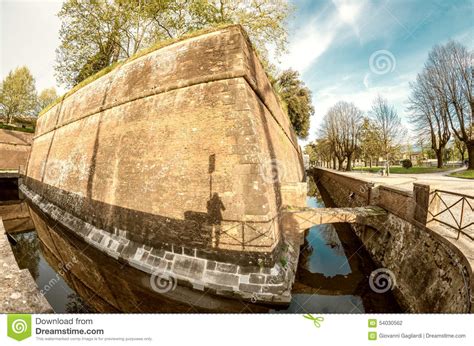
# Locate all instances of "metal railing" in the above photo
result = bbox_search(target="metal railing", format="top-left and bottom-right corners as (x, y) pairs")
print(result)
(427, 189), (474, 240)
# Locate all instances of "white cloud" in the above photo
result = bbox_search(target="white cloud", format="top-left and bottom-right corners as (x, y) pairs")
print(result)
(280, 1), (369, 73)
(298, 74), (414, 147)
(280, 15), (337, 72)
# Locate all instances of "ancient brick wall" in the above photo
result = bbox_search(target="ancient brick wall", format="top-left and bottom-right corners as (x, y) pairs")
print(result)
(25, 25), (305, 267)
(0, 129), (32, 171)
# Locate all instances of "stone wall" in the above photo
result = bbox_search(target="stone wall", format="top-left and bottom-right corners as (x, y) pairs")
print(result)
(23, 25), (305, 303)
(0, 129), (32, 171)
(311, 168), (473, 313)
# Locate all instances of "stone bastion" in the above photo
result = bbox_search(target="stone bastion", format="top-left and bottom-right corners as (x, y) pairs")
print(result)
(22, 25), (307, 304)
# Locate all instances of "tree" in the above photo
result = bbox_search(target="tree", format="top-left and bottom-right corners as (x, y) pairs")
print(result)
(401, 159), (412, 169)
(424, 41), (473, 169)
(358, 118), (380, 167)
(370, 96), (406, 175)
(304, 143), (317, 167)
(320, 101), (363, 171)
(38, 87), (58, 111)
(408, 69), (451, 168)
(56, 0), (292, 87)
(454, 137), (467, 162)
(0, 66), (37, 124)
(275, 69), (314, 138)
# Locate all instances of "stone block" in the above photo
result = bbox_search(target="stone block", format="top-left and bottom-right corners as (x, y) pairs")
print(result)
(249, 273), (266, 284)
(172, 256), (205, 281)
(204, 271), (239, 287)
(216, 262), (238, 273)
(239, 283), (262, 293)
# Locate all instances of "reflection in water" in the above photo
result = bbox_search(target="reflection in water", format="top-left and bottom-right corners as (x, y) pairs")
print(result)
(5, 184), (401, 313)
(10, 231), (40, 280)
(302, 197), (351, 276)
(10, 232), (91, 313)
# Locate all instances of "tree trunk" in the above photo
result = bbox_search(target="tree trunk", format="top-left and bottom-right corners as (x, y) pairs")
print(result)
(332, 157), (336, 169)
(369, 158), (372, 168)
(435, 148), (443, 168)
(337, 158), (344, 171)
(468, 142), (474, 170)
(346, 154), (352, 171)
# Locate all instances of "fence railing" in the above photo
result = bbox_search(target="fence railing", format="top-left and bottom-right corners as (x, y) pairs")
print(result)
(427, 189), (473, 240)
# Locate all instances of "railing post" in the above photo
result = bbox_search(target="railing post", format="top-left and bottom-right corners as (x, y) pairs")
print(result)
(413, 183), (439, 225)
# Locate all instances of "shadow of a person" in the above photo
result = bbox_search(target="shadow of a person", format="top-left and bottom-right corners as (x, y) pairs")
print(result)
(207, 193), (225, 248)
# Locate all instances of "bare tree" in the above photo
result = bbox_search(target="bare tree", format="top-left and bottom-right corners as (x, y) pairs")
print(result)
(454, 137), (467, 162)
(424, 41), (473, 169)
(408, 69), (451, 168)
(320, 101), (363, 171)
(359, 118), (380, 168)
(370, 96), (406, 175)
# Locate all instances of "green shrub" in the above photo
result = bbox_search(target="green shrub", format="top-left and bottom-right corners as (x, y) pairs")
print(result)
(401, 159), (412, 169)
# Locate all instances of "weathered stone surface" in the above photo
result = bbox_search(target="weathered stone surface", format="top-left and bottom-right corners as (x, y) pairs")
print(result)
(204, 271), (239, 287)
(0, 129), (32, 171)
(25, 25), (306, 267)
(172, 256), (205, 281)
(281, 205), (387, 232)
(249, 273), (266, 284)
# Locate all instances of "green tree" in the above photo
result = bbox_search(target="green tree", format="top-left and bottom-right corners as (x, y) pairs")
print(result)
(275, 69), (314, 139)
(304, 143), (318, 167)
(56, 0), (292, 87)
(38, 87), (58, 111)
(0, 66), (37, 124)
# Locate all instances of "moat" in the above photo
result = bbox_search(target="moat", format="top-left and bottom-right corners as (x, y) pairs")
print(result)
(6, 185), (401, 313)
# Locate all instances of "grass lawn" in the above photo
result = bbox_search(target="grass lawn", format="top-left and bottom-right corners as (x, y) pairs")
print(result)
(352, 166), (453, 174)
(448, 170), (474, 179)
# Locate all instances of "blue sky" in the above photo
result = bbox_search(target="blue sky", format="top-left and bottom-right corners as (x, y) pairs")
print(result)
(278, 0), (473, 145)
(1, 0), (472, 145)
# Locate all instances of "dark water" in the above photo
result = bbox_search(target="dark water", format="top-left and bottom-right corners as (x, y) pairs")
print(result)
(280, 193), (401, 313)
(9, 232), (91, 313)
(3, 182), (400, 313)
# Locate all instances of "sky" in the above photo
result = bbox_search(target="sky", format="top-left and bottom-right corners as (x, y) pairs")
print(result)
(1, 0), (473, 145)
(278, 0), (473, 145)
